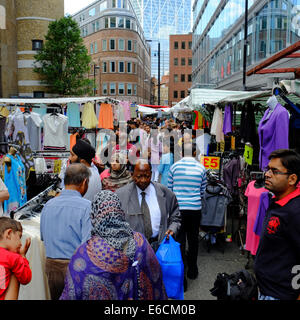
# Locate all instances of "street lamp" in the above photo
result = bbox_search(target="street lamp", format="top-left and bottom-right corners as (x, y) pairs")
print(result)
(93, 63), (100, 96)
(146, 39), (160, 105)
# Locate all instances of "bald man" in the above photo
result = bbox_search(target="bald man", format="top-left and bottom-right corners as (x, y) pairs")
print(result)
(116, 159), (181, 252)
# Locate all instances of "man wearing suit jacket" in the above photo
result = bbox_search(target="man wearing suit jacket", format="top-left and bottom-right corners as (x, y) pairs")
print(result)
(116, 159), (181, 252)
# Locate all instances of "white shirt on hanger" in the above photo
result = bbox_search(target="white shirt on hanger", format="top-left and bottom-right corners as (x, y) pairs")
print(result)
(43, 113), (68, 149)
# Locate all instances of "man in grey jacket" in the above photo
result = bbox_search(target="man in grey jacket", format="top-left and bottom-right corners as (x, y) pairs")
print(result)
(116, 159), (181, 252)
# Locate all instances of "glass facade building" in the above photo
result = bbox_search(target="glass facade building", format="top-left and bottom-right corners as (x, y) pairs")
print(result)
(130, 0), (193, 78)
(192, 0), (300, 89)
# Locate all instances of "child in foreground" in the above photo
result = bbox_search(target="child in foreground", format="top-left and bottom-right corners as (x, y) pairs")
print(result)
(0, 217), (32, 300)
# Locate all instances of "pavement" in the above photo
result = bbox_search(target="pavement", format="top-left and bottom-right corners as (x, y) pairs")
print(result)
(183, 235), (251, 300)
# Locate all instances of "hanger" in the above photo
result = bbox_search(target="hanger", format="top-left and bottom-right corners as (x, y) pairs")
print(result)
(273, 87), (300, 114)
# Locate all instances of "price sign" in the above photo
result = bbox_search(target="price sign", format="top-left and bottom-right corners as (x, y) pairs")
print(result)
(200, 156), (220, 170)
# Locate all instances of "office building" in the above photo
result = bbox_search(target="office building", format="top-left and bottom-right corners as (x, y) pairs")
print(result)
(192, 0), (300, 90)
(72, 0), (151, 104)
(130, 0), (192, 80)
(169, 33), (192, 106)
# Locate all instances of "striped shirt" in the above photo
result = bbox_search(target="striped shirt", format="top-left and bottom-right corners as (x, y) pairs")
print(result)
(167, 157), (207, 211)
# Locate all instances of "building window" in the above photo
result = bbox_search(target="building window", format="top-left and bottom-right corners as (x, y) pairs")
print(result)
(127, 40), (132, 51)
(127, 62), (132, 73)
(119, 61), (124, 72)
(118, 39), (124, 50)
(188, 58), (192, 66)
(188, 74), (192, 82)
(174, 41), (178, 49)
(174, 74), (178, 82)
(127, 83), (132, 95)
(133, 84), (137, 95)
(180, 90), (185, 98)
(126, 19), (131, 29)
(173, 91), (178, 98)
(110, 83), (116, 95)
(118, 82), (125, 95)
(174, 58), (178, 66)
(89, 8), (96, 16)
(90, 43), (94, 54)
(181, 74), (185, 82)
(32, 40), (43, 51)
(181, 41), (185, 49)
(118, 17), (124, 28)
(100, 1), (107, 11)
(105, 17), (109, 28)
(102, 83), (108, 95)
(188, 41), (192, 49)
(110, 61), (116, 72)
(112, 0), (117, 8)
(103, 61), (107, 73)
(110, 17), (116, 28)
(134, 41), (137, 52)
(181, 58), (185, 66)
(110, 39), (115, 50)
(102, 39), (107, 51)
(33, 91), (44, 98)
(94, 42), (98, 53)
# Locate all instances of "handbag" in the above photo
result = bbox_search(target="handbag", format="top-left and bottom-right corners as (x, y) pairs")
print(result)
(155, 235), (184, 300)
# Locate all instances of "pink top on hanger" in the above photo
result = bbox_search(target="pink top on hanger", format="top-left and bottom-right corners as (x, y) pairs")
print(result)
(244, 180), (268, 255)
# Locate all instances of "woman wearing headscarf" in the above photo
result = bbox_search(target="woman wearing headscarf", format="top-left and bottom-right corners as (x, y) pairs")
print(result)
(59, 190), (167, 300)
(102, 152), (132, 192)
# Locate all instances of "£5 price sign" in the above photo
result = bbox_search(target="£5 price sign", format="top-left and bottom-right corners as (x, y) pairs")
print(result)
(200, 156), (220, 170)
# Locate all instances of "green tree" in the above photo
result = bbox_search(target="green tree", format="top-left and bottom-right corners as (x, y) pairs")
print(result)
(34, 16), (93, 96)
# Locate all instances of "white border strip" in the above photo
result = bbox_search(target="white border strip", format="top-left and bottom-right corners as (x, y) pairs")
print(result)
(16, 17), (56, 22)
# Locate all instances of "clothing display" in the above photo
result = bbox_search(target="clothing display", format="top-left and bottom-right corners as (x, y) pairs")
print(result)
(223, 157), (241, 196)
(81, 102), (98, 129)
(201, 182), (232, 227)
(196, 132), (211, 156)
(98, 103), (114, 129)
(119, 101), (131, 122)
(223, 105), (232, 135)
(210, 107), (224, 143)
(244, 181), (268, 256)
(66, 103), (81, 127)
(4, 153), (27, 216)
(0, 177), (8, 216)
(43, 113), (68, 150)
(240, 101), (257, 144)
(96, 131), (110, 156)
(258, 103), (289, 170)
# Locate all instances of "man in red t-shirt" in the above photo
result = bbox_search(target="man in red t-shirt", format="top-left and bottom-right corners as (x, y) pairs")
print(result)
(0, 217), (32, 300)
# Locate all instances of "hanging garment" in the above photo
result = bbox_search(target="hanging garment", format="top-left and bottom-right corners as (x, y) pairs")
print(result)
(66, 103), (81, 127)
(69, 132), (79, 151)
(130, 103), (137, 119)
(258, 103), (289, 170)
(119, 101), (131, 122)
(196, 132), (211, 156)
(198, 112), (203, 129)
(244, 181), (268, 256)
(253, 191), (270, 237)
(98, 103), (114, 129)
(0, 106), (9, 118)
(96, 132), (110, 156)
(0, 116), (8, 154)
(25, 113), (42, 151)
(210, 107), (224, 143)
(223, 157), (240, 196)
(32, 104), (47, 120)
(3, 154), (27, 216)
(201, 182), (232, 227)
(43, 113), (69, 150)
(240, 101), (257, 144)
(193, 111), (199, 129)
(223, 105), (232, 135)
(81, 102), (98, 129)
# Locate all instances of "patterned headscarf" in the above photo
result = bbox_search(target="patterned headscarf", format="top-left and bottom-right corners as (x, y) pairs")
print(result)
(91, 190), (136, 261)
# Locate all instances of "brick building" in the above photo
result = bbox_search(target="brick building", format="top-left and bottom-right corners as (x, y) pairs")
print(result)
(73, 0), (151, 104)
(0, 0), (64, 97)
(168, 34), (192, 107)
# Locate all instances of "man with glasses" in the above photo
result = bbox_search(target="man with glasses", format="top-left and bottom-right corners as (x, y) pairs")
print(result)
(254, 149), (300, 300)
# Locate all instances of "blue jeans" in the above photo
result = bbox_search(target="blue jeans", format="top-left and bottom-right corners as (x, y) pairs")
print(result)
(258, 293), (279, 300)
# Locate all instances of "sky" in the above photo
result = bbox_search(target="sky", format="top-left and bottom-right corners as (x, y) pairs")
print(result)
(64, 0), (96, 16)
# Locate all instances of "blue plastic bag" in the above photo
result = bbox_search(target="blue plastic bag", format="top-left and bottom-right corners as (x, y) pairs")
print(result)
(155, 235), (184, 300)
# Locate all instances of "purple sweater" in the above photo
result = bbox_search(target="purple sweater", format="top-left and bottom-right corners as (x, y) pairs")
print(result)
(258, 103), (289, 170)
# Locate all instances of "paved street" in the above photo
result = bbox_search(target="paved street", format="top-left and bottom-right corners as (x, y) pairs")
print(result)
(184, 237), (250, 300)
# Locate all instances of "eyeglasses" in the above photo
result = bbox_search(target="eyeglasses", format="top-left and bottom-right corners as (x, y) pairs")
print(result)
(264, 167), (292, 176)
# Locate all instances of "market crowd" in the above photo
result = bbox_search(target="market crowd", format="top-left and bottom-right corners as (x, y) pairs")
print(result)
(1, 115), (300, 301)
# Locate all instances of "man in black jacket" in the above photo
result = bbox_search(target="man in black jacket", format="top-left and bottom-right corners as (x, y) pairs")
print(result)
(254, 149), (300, 300)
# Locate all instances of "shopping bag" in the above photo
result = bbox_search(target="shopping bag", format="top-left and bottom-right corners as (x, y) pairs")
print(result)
(155, 235), (184, 300)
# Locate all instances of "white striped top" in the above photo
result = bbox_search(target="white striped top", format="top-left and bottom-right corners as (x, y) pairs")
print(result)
(167, 157), (207, 211)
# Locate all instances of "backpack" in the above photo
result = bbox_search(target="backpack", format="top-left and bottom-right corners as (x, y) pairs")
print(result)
(210, 269), (258, 300)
